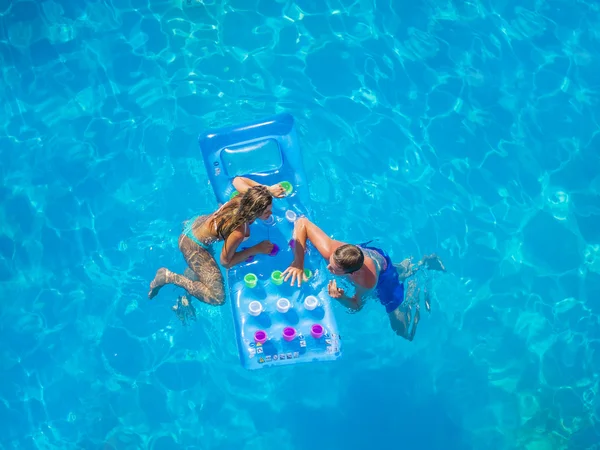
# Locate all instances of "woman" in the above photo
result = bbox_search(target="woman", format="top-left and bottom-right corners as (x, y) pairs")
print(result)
(148, 177), (285, 305)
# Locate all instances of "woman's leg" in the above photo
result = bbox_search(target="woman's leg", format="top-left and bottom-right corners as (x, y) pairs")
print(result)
(148, 237), (225, 305)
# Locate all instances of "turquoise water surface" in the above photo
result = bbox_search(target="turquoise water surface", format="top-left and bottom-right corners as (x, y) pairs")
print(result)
(1, 0), (600, 449)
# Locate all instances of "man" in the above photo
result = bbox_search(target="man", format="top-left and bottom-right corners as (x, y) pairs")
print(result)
(282, 218), (445, 341)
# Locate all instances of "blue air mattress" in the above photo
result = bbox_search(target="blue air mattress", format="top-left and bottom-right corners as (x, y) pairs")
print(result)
(199, 113), (342, 370)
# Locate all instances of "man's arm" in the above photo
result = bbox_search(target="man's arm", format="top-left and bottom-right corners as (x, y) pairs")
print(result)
(328, 279), (368, 311)
(292, 217), (345, 265)
(283, 218), (345, 286)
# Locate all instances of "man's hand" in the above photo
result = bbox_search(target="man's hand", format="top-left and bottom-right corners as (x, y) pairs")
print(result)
(282, 260), (307, 287)
(268, 183), (286, 198)
(328, 280), (345, 299)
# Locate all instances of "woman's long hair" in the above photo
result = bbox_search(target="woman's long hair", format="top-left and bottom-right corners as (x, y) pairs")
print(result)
(212, 185), (272, 241)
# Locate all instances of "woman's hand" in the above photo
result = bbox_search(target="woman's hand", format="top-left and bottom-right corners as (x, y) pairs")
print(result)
(282, 260), (307, 287)
(328, 280), (345, 299)
(268, 183), (286, 198)
(254, 240), (275, 255)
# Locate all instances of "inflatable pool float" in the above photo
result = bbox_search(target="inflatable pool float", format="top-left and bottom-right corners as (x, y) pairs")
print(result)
(199, 113), (342, 370)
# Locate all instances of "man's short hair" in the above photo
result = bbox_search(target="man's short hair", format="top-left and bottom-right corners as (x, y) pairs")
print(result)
(333, 244), (364, 273)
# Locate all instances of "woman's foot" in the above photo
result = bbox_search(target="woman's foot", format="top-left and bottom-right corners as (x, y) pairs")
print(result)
(148, 268), (170, 299)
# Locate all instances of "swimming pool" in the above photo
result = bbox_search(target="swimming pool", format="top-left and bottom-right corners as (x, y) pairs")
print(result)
(1, 0), (599, 448)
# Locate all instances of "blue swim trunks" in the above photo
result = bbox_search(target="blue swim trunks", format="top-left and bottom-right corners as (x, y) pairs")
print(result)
(362, 245), (405, 313)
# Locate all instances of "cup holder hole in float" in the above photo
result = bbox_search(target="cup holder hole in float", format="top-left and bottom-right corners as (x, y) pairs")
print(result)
(279, 181), (294, 196)
(285, 210), (297, 222)
(276, 298), (291, 313)
(248, 301), (263, 316)
(271, 270), (284, 285)
(244, 273), (258, 288)
(303, 295), (318, 310)
(311, 324), (324, 339)
(263, 215), (275, 226)
(254, 330), (268, 344)
(282, 326), (296, 341)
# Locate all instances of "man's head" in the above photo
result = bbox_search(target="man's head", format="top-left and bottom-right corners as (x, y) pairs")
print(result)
(327, 244), (364, 275)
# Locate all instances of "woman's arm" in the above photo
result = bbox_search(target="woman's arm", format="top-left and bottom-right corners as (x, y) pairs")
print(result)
(219, 228), (250, 268)
(232, 177), (261, 194)
(232, 176), (286, 198)
(219, 226), (273, 269)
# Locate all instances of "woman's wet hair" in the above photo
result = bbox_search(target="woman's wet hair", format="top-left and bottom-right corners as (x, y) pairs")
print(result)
(213, 185), (272, 241)
(333, 244), (364, 273)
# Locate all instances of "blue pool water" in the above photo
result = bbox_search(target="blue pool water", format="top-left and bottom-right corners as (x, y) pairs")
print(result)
(1, 0), (599, 448)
